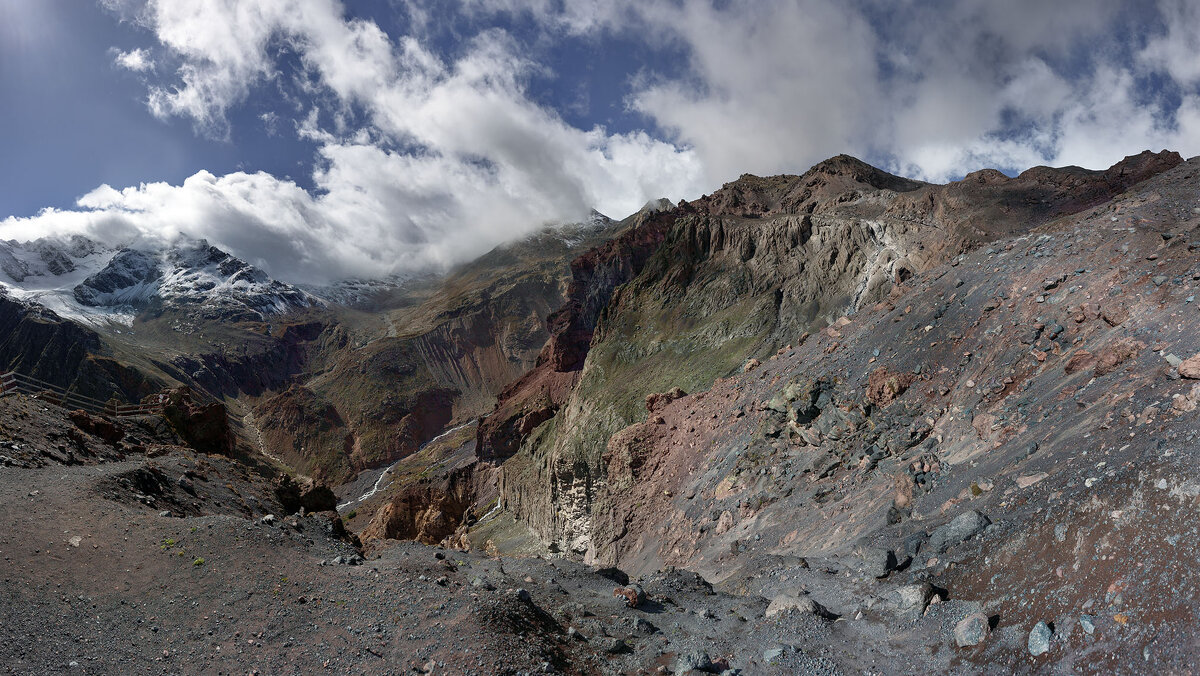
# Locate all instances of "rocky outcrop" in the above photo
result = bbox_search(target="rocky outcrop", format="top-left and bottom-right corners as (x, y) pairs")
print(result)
(68, 410), (124, 445)
(73, 249), (161, 307)
(273, 474), (339, 514)
(360, 464), (479, 545)
(254, 384), (352, 479)
(576, 151), (1200, 589)
(159, 387), (235, 455)
(166, 320), (331, 399)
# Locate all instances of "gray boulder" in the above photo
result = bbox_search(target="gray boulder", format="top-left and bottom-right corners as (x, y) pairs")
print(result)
(929, 510), (990, 553)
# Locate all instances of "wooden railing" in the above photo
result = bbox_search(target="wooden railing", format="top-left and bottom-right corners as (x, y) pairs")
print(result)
(0, 370), (164, 418)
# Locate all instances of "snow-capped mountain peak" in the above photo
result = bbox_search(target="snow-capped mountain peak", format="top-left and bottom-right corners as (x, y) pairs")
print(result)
(0, 236), (320, 324)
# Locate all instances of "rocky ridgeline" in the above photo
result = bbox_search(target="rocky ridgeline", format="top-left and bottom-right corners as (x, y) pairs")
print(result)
(560, 153), (1200, 670)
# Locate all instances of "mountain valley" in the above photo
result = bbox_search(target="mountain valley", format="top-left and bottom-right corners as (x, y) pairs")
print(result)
(5, 152), (1200, 674)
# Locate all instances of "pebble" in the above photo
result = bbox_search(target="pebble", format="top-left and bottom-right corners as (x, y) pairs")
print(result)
(1080, 615), (1095, 635)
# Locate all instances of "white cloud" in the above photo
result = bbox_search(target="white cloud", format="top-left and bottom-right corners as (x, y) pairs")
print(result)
(1140, 0), (1200, 85)
(113, 47), (154, 72)
(7, 0), (1200, 287)
(1, 0), (701, 285)
(475, 0), (1200, 182)
(628, 0), (882, 185)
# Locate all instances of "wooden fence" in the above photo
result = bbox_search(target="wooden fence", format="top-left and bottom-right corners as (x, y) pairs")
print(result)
(0, 370), (164, 418)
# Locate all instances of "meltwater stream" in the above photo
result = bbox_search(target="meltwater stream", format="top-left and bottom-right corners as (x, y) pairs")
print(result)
(336, 419), (476, 511)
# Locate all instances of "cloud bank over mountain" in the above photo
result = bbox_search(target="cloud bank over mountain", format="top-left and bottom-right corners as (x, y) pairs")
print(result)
(3, 0), (1199, 284)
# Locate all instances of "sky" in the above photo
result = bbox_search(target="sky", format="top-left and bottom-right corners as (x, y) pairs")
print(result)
(1, 0), (1199, 285)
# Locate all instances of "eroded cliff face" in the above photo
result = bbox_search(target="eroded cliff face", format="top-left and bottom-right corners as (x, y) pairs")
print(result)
(491, 151), (1183, 558)
(476, 207), (680, 464)
(360, 464), (480, 545)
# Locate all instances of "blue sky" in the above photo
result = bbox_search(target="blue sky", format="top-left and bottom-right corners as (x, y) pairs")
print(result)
(2, 0), (1199, 284)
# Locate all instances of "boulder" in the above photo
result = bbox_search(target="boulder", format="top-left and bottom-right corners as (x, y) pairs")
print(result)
(613, 584), (647, 608)
(673, 651), (716, 674)
(852, 545), (899, 578)
(765, 593), (836, 619)
(954, 613), (991, 647)
(888, 583), (936, 618)
(1179, 354), (1200, 379)
(1093, 339), (1140, 377)
(1028, 620), (1053, 656)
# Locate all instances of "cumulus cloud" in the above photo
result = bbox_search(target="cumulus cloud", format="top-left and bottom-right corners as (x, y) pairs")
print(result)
(476, 0), (1200, 182)
(5, 0), (1200, 285)
(113, 47), (154, 72)
(3, 0), (701, 285)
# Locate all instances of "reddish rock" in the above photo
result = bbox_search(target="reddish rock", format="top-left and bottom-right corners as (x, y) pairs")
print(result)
(645, 388), (687, 414)
(360, 464), (482, 546)
(68, 409), (124, 445)
(1101, 303), (1129, 327)
(1180, 354), (1200, 379)
(1093, 339), (1141, 376)
(613, 585), (647, 608)
(1064, 351), (1095, 374)
(866, 367), (915, 407)
(1015, 473), (1048, 489)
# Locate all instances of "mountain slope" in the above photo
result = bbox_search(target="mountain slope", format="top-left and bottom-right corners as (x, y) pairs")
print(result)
(492, 150), (1182, 556)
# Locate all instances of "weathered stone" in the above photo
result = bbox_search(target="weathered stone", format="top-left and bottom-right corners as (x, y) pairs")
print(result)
(1015, 473), (1048, 489)
(613, 584), (647, 608)
(1028, 620), (1053, 656)
(1079, 614), (1095, 635)
(1179, 354), (1200, 379)
(853, 545), (898, 578)
(866, 368), (915, 407)
(889, 583), (935, 617)
(673, 650), (715, 675)
(1064, 351), (1095, 374)
(1093, 339), (1140, 376)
